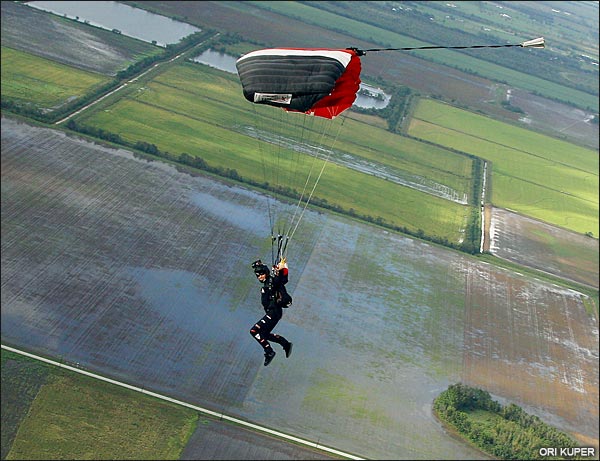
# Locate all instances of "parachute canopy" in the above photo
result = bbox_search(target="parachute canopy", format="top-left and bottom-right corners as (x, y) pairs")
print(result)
(236, 48), (362, 119)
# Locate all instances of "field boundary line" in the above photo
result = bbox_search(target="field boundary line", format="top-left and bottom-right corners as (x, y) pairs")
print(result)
(1, 343), (365, 460)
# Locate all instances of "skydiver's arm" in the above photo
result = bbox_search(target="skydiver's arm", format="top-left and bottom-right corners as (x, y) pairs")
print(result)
(272, 259), (289, 286)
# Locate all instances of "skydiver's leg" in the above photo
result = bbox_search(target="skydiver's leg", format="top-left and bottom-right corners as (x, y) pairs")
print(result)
(262, 308), (292, 357)
(249, 312), (279, 353)
(266, 332), (289, 347)
(267, 333), (293, 357)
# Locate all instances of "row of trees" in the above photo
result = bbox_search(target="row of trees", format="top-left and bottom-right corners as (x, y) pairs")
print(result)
(10, 23), (483, 256)
(433, 383), (583, 460)
(180, 149), (479, 252)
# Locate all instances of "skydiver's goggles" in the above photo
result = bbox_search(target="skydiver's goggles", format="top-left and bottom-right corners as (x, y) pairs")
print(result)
(252, 259), (270, 277)
(251, 259), (263, 270)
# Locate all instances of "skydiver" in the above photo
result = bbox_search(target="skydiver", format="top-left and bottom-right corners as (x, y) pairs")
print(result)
(249, 258), (293, 366)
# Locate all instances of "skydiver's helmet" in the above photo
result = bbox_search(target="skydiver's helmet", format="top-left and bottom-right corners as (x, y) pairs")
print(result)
(252, 260), (270, 278)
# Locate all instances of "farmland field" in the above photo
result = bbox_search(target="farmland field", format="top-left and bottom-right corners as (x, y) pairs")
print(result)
(75, 62), (473, 242)
(129, 0), (599, 151)
(1, 1), (161, 76)
(247, 0), (595, 111)
(409, 99), (599, 237)
(1, 348), (341, 461)
(1, 351), (197, 460)
(2, 116), (597, 458)
(489, 207), (599, 289)
(1, 351), (51, 460)
(1, 47), (109, 110)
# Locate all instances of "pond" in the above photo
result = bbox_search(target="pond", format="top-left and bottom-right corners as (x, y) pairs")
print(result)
(353, 83), (391, 109)
(27, 1), (200, 47)
(192, 49), (238, 74)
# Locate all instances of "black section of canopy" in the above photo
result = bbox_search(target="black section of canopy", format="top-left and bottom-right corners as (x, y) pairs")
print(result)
(236, 54), (345, 112)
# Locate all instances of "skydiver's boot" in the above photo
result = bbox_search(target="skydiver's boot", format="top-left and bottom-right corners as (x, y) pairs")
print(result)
(270, 334), (292, 357)
(283, 341), (293, 358)
(264, 348), (276, 366)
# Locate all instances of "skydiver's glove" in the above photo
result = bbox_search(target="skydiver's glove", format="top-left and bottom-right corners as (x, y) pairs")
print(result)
(276, 257), (287, 271)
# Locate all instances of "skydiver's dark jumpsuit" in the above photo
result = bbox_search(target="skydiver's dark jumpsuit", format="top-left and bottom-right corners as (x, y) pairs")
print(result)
(249, 266), (291, 355)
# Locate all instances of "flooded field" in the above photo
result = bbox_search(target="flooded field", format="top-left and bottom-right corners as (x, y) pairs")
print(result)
(1, 117), (598, 458)
(510, 89), (599, 151)
(490, 207), (599, 289)
(27, 0), (200, 47)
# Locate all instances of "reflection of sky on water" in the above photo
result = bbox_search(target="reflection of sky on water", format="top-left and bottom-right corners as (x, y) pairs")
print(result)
(134, 268), (212, 327)
(189, 191), (268, 236)
(354, 84), (391, 109)
(130, 267), (252, 335)
(192, 49), (239, 74)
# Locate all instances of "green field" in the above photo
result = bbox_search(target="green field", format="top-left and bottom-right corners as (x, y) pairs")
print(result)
(409, 99), (599, 237)
(75, 61), (474, 242)
(1, 351), (51, 460)
(1, 349), (197, 460)
(1, 46), (109, 109)
(2, 10), (596, 242)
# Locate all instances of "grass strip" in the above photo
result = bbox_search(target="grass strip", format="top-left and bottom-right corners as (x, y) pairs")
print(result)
(2, 349), (197, 460)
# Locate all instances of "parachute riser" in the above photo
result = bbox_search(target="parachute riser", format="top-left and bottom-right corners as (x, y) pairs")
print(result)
(271, 233), (289, 267)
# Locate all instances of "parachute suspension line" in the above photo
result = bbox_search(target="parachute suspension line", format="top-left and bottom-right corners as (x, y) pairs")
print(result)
(274, 107), (287, 222)
(274, 112), (322, 265)
(290, 114), (315, 207)
(284, 115), (330, 240)
(272, 108), (283, 242)
(265, 108), (307, 266)
(278, 112), (310, 240)
(275, 108), (310, 247)
(236, 47), (365, 264)
(273, 107), (293, 265)
(269, 233), (282, 267)
(252, 104), (276, 241)
(281, 114), (347, 259)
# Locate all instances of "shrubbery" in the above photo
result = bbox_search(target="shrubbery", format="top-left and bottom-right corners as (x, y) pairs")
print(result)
(433, 383), (584, 460)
